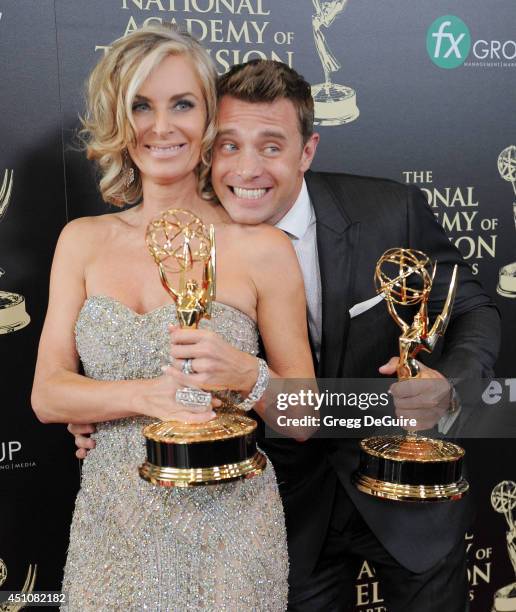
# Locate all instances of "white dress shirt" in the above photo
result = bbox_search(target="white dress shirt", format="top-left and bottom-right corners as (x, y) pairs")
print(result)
(276, 180), (322, 361)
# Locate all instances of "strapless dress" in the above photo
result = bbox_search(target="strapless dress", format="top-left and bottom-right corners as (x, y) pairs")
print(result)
(61, 295), (288, 611)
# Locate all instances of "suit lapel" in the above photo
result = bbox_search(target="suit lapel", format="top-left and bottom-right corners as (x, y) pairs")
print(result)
(306, 172), (360, 378)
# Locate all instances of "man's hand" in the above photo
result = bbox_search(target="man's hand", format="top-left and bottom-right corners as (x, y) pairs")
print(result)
(379, 357), (452, 431)
(68, 423), (97, 460)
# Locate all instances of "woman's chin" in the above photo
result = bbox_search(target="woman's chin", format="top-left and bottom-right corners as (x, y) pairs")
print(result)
(143, 167), (197, 186)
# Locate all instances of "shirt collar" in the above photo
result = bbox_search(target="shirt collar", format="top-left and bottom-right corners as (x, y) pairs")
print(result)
(275, 179), (313, 240)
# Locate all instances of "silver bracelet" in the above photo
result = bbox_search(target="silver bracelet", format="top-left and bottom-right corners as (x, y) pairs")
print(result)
(438, 382), (461, 434)
(236, 358), (270, 412)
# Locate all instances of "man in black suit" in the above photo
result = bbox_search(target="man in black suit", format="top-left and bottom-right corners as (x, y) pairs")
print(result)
(71, 60), (500, 611)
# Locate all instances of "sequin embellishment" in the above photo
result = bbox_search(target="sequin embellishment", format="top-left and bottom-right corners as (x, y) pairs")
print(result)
(62, 296), (288, 611)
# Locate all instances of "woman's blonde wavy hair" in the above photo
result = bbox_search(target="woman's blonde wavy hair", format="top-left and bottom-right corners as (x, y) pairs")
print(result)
(79, 24), (217, 206)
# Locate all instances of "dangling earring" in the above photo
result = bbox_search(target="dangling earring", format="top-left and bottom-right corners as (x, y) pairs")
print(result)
(125, 166), (135, 187)
(123, 151), (135, 187)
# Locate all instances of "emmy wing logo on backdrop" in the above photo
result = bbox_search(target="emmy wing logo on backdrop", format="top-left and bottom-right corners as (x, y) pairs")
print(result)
(0, 557), (37, 612)
(0, 170), (30, 334)
(0, 169), (13, 222)
(497, 146), (516, 298)
(491, 482), (516, 611)
(311, 0), (359, 126)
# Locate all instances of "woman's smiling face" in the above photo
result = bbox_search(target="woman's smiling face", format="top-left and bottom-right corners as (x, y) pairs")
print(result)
(127, 54), (206, 185)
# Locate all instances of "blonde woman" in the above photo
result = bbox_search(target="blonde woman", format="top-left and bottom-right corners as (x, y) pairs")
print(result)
(31, 25), (314, 610)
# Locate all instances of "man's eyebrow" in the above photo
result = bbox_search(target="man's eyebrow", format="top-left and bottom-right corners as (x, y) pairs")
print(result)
(216, 128), (287, 140)
(216, 128), (238, 138)
(260, 130), (287, 141)
(133, 92), (197, 102)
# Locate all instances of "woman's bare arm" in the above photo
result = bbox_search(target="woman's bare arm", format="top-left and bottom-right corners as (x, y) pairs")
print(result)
(249, 226), (317, 436)
(251, 225), (314, 381)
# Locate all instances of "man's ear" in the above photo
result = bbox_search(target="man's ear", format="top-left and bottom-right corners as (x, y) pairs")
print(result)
(300, 132), (320, 173)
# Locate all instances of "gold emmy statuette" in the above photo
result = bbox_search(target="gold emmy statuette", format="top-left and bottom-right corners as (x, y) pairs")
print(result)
(497, 145), (516, 298)
(352, 248), (469, 502)
(491, 481), (516, 611)
(311, 0), (359, 125)
(138, 209), (266, 487)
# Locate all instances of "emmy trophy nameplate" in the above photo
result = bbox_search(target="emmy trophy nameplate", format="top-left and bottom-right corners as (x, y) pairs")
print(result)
(311, 0), (359, 125)
(138, 209), (266, 487)
(352, 248), (469, 502)
(491, 481), (516, 611)
(497, 145), (516, 298)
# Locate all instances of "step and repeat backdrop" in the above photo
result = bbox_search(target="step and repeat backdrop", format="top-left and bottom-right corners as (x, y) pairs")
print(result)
(0, 1), (515, 610)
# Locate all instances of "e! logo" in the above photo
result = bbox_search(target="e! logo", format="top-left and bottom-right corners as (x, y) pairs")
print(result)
(482, 380), (516, 405)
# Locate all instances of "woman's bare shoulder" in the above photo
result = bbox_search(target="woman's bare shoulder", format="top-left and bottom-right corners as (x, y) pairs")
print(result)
(224, 223), (292, 260)
(58, 214), (118, 248)
(222, 224), (301, 299)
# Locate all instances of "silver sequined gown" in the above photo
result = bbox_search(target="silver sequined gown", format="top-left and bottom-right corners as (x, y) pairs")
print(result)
(62, 296), (288, 611)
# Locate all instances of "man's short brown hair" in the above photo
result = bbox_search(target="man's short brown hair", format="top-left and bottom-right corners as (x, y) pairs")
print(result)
(217, 60), (314, 143)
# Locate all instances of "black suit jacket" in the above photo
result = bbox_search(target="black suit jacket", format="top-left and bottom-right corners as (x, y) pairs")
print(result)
(259, 171), (501, 584)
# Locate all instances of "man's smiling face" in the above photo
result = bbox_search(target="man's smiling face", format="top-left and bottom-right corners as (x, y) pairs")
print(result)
(211, 95), (319, 225)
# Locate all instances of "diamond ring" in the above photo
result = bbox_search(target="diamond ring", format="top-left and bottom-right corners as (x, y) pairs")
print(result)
(182, 358), (194, 375)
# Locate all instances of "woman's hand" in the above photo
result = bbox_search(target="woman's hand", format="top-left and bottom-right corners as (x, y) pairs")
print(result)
(169, 326), (259, 394)
(67, 367), (221, 460)
(135, 366), (221, 423)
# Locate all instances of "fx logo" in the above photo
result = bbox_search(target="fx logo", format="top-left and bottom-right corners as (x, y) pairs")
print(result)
(426, 15), (471, 69)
